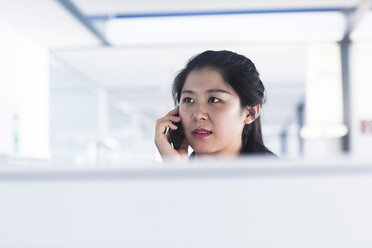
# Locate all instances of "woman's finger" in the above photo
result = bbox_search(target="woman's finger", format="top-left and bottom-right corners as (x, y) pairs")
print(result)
(167, 106), (179, 116)
(166, 122), (178, 130)
(156, 120), (178, 136)
(168, 115), (181, 122)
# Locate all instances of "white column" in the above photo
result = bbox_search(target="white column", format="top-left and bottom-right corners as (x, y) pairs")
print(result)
(97, 88), (108, 164)
(302, 44), (345, 157)
(0, 22), (16, 156)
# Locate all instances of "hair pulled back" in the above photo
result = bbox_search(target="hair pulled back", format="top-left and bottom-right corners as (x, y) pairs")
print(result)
(172, 50), (274, 155)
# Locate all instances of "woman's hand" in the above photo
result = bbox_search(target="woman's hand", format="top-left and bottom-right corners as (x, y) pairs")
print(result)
(154, 106), (189, 161)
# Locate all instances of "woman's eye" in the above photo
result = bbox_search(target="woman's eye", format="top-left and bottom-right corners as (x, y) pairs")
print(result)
(208, 97), (220, 103)
(182, 97), (194, 103)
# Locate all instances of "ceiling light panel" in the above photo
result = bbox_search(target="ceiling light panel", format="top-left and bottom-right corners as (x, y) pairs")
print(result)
(74, 0), (359, 15)
(105, 12), (345, 45)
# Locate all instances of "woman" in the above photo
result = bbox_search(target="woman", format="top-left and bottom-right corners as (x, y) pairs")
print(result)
(155, 50), (275, 160)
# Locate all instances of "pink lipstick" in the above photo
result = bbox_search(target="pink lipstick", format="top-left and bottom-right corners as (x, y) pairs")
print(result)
(192, 128), (212, 138)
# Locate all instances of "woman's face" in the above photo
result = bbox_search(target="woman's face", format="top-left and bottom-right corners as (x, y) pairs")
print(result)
(179, 67), (249, 156)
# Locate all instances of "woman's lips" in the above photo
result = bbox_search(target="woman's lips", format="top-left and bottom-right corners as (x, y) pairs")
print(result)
(192, 128), (212, 138)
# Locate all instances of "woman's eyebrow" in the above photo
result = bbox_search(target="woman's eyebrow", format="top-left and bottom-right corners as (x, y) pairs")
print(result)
(181, 90), (194, 95)
(206, 89), (231, 94)
(181, 89), (231, 95)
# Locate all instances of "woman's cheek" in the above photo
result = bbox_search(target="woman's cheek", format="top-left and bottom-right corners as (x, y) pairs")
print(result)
(179, 108), (190, 130)
(209, 107), (227, 123)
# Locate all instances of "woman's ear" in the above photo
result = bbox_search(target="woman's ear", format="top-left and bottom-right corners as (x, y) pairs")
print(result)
(244, 104), (260, 125)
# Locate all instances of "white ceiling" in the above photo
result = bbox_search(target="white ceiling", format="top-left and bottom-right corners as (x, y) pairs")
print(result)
(0, 0), (100, 48)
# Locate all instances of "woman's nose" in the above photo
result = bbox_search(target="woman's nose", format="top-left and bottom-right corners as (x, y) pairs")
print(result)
(192, 103), (208, 121)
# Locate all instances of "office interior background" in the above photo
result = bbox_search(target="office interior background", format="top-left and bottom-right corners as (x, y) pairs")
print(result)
(2, 1), (372, 247)
(0, 0), (371, 165)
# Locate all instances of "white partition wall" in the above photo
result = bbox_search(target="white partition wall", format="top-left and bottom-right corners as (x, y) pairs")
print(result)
(0, 20), (49, 159)
(0, 158), (372, 247)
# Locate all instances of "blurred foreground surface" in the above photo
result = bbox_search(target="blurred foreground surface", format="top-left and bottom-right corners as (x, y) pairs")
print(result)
(1, 157), (372, 247)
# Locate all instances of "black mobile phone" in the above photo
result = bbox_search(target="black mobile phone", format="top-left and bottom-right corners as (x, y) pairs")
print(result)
(169, 115), (184, 150)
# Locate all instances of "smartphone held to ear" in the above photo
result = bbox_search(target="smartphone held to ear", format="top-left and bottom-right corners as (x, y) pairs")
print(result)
(169, 115), (184, 150)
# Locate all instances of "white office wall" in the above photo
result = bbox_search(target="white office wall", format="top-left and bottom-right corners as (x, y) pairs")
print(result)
(49, 56), (157, 165)
(49, 56), (99, 164)
(0, 20), (49, 159)
(350, 43), (372, 157)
